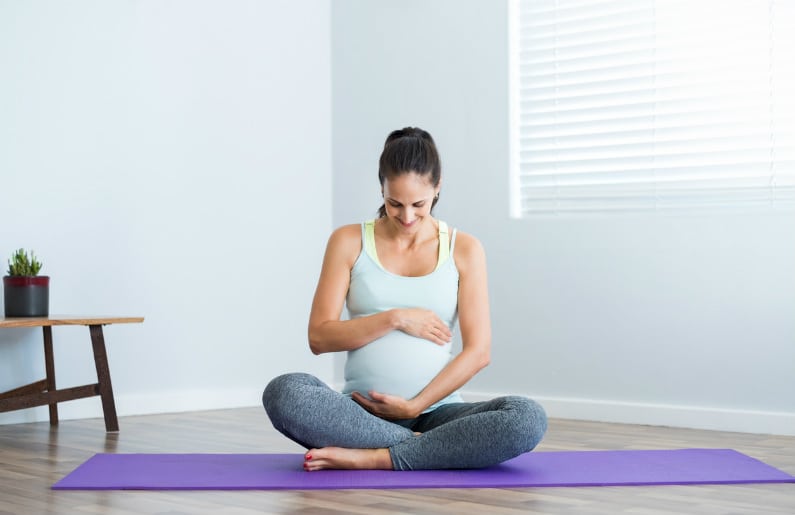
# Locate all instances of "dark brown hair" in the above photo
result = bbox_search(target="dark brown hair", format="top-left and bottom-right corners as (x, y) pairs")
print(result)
(378, 127), (442, 218)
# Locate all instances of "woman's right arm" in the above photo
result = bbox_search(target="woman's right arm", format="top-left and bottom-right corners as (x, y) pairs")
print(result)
(307, 225), (398, 355)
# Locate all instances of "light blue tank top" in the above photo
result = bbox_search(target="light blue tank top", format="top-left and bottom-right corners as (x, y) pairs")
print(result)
(343, 220), (464, 413)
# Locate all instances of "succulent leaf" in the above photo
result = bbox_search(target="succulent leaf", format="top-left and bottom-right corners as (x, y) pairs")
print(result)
(6, 248), (43, 276)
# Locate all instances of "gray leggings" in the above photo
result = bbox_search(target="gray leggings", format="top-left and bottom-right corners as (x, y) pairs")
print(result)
(262, 373), (547, 470)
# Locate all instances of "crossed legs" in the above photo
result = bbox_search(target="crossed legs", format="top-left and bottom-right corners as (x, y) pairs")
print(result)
(262, 372), (547, 471)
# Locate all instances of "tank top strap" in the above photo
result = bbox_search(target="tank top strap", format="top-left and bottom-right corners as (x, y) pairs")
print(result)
(435, 221), (450, 271)
(450, 226), (458, 256)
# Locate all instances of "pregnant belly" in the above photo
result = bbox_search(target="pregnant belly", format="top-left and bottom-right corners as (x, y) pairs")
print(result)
(343, 332), (452, 400)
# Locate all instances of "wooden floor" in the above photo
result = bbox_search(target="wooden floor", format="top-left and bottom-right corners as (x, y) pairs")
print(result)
(0, 408), (793, 515)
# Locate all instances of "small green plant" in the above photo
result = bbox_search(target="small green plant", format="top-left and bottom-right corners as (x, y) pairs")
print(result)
(7, 248), (43, 276)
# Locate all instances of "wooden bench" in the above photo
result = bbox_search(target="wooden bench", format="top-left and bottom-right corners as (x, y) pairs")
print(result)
(0, 316), (143, 432)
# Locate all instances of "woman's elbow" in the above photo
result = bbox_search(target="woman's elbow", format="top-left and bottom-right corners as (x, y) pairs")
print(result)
(478, 352), (491, 370)
(471, 347), (491, 371)
(307, 327), (327, 355)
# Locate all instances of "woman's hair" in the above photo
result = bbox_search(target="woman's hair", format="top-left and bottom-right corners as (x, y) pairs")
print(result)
(377, 127), (442, 218)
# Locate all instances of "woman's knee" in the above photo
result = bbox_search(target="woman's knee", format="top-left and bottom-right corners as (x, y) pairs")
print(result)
(262, 372), (318, 418)
(504, 396), (548, 452)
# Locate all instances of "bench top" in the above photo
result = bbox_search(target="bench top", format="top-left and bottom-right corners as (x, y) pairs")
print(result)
(0, 316), (144, 329)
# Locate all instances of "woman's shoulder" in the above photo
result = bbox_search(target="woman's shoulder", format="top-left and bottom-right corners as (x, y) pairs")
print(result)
(325, 223), (365, 262)
(452, 228), (484, 254)
(329, 223), (363, 241)
(451, 228), (486, 272)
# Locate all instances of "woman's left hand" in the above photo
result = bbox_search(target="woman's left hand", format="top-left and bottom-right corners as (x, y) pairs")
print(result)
(351, 390), (420, 420)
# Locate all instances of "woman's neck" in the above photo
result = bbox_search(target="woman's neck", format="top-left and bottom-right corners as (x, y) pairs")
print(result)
(378, 216), (438, 250)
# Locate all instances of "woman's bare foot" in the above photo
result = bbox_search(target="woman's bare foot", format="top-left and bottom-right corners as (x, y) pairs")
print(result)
(303, 447), (393, 471)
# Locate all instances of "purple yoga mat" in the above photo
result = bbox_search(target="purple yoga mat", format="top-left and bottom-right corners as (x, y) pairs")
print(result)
(52, 449), (795, 491)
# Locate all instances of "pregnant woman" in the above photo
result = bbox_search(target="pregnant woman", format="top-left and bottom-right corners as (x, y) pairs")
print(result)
(263, 127), (547, 471)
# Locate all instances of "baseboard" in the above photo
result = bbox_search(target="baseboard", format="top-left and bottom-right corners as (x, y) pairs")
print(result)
(3, 387), (792, 437)
(461, 390), (795, 436)
(0, 388), (264, 426)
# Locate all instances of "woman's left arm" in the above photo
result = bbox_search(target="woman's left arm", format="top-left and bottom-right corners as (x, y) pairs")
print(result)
(352, 231), (491, 419)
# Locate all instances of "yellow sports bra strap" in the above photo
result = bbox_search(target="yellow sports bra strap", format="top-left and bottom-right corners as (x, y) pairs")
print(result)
(364, 220), (383, 268)
(436, 221), (449, 271)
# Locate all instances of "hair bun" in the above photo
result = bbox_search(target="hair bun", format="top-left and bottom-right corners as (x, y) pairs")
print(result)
(388, 127), (433, 144)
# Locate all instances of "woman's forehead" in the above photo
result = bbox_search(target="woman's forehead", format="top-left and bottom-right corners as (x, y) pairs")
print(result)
(383, 172), (436, 191)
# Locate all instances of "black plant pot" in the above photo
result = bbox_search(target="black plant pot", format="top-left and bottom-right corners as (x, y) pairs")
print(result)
(3, 276), (50, 317)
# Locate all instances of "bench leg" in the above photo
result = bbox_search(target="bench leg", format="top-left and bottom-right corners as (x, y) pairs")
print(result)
(42, 326), (59, 426)
(89, 325), (119, 432)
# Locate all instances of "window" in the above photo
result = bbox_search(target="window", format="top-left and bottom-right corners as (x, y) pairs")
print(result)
(509, 0), (795, 216)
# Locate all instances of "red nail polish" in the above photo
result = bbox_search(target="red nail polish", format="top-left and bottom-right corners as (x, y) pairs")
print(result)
(306, 454), (312, 460)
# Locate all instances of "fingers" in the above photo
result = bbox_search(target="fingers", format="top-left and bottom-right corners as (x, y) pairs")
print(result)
(352, 391), (386, 415)
(353, 390), (389, 409)
(351, 391), (416, 420)
(351, 392), (384, 418)
(367, 390), (387, 402)
(420, 311), (452, 345)
(430, 325), (452, 345)
(424, 322), (451, 346)
(398, 308), (453, 345)
(438, 322), (452, 339)
(350, 391), (371, 409)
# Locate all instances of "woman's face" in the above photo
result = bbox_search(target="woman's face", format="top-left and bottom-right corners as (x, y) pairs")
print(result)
(382, 172), (441, 232)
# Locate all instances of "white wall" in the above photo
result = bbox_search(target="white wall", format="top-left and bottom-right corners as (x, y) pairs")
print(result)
(3, 0), (792, 437)
(0, 0), (334, 424)
(331, 0), (795, 435)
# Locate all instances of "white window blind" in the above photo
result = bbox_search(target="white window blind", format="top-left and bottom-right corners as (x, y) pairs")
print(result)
(509, 0), (795, 216)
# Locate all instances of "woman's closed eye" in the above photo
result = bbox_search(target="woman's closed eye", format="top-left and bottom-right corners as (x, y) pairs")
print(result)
(388, 201), (426, 208)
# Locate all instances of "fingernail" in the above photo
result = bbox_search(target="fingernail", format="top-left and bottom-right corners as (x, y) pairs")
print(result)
(306, 454), (312, 460)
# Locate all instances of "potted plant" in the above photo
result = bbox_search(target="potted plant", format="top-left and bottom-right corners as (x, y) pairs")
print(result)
(3, 248), (50, 317)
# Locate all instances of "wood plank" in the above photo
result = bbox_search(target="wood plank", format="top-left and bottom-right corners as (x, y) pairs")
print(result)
(0, 379), (48, 400)
(43, 326), (58, 425)
(0, 316), (144, 328)
(89, 325), (119, 432)
(0, 384), (99, 413)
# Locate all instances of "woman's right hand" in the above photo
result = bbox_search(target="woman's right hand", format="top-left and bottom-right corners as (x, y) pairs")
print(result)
(394, 308), (452, 346)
